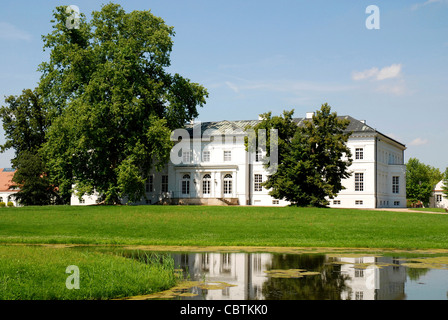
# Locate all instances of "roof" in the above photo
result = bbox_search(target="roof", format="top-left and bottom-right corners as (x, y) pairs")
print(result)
(0, 168), (17, 192)
(185, 115), (406, 148)
(434, 180), (447, 192)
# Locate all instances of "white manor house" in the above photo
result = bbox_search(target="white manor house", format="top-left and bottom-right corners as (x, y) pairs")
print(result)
(71, 112), (407, 209)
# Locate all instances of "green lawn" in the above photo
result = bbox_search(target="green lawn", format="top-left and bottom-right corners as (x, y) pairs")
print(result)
(1, 205), (448, 249)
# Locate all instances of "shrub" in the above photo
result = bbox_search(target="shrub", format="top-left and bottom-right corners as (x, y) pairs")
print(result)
(0, 202), (5, 208)
(7, 202), (14, 207)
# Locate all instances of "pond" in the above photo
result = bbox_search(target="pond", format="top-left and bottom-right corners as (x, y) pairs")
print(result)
(120, 249), (448, 300)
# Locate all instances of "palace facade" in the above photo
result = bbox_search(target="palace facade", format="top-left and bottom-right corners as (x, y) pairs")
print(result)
(71, 113), (407, 208)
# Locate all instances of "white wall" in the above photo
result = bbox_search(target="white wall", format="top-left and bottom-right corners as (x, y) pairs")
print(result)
(0, 192), (19, 207)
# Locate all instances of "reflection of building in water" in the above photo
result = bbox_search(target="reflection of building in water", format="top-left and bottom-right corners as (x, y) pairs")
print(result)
(335, 256), (407, 300)
(173, 252), (273, 300)
(173, 253), (409, 300)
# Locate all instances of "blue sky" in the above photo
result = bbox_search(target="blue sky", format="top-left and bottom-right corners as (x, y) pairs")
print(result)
(0, 0), (447, 171)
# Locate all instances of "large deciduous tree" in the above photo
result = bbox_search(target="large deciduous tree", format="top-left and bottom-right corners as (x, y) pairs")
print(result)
(39, 4), (208, 204)
(249, 103), (353, 207)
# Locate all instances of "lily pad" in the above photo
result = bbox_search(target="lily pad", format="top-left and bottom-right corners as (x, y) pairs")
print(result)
(264, 269), (320, 278)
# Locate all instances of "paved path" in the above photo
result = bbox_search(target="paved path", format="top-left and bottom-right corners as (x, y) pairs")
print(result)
(370, 208), (447, 214)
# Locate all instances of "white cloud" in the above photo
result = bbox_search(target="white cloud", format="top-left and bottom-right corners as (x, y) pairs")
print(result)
(376, 64), (403, 80)
(351, 67), (379, 81)
(225, 81), (240, 94)
(411, 0), (448, 10)
(352, 64), (402, 81)
(0, 22), (32, 41)
(409, 138), (429, 146)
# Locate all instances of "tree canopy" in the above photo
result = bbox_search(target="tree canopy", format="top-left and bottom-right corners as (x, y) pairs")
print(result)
(1, 3), (208, 205)
(0, 89), (57, 205)
(442, 168), (448, 198)
(406, 158), (443, 206)
(249, 104), (353, 207)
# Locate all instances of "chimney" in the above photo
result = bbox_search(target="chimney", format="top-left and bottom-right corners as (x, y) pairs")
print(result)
(305, 112), (314, 119)
(360, 120), (366, 124)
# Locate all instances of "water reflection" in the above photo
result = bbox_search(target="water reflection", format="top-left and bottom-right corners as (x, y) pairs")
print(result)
(167, 252), (447, 300)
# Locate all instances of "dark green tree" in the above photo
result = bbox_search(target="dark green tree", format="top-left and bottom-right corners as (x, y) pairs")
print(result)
(39, 4), (208, 204)
(250, 103), (352, 207)
(0, 89), (47, 158)
(0, 89), (56, 205)
(406, 158), (442, 206)
(442, 167), (448, 198)
(11, 151), (58, 205)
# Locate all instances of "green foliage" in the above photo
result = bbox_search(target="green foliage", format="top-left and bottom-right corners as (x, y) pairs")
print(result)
(250, 104), (352, 207)
(406, 158), (443, 206)
(38, 4), (207, 204)
(0, 202), (5, 208)
(7, 202), (14, 207)
(0, 89), (56, 205)
(0, 89), (48, 157)
(443, 168), (448, 198)
(11, 150), (59, 206)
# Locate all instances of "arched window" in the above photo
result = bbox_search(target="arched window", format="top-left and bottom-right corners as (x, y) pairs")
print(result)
(182, 174), (190, 195)
(223, 174), (232, 195)
(202, 174), (211, 195)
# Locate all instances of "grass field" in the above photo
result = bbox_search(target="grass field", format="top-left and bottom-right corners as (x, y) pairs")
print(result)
(1, 205), (448, 249)
(0, 245), (178, 300)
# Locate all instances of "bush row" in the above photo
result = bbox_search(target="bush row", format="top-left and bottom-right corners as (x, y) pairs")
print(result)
(0, 202), (14, 207)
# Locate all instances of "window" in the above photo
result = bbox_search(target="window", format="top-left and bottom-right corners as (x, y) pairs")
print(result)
(182, 151), (191, 163)
(254, 174), (263, 192)
(436, 194), (443, 202)
(272, 200), (279, 205)
(202, 151), (210, 162)
(223, 174), (232, 195)
(256, 149), (262, 162)
(79, 198), (85, 204)
(355, 200), (363, 205)
(355, 291), (364, 300)
(355, 173), (364, 191)
(202, 174), (211, 195)
(394, 201), (400, 206)
(0, 197), (2, 202)
(182, 174), (190, 195)
(333, 200), (341, 205)
(146, 175), (154, 193)
(355, 148), (364, 160)
(224, 151), (232, 162)
(392, 176), (399, 194)
(161, 175), (168, 193)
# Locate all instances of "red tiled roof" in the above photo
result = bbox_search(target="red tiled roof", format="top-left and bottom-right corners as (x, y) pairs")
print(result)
(0, 168), (18, 192)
